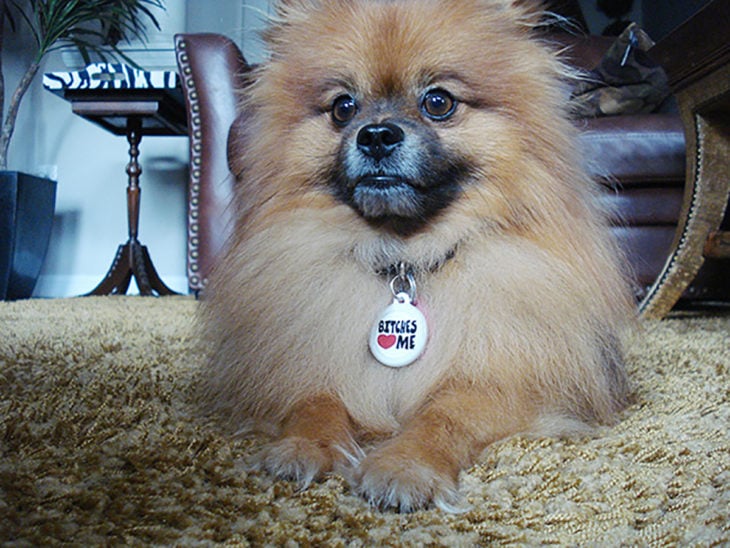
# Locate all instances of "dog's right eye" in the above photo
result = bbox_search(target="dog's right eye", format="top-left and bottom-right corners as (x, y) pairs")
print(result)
(421, 89), (456, 120)
(331, 95), (358, 126)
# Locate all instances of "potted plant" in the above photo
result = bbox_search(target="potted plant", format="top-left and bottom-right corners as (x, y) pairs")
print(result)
(0, 0), (164, 299)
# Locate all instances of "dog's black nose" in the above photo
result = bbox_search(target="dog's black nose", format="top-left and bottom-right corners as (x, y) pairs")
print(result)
(357, 123), (405, 160)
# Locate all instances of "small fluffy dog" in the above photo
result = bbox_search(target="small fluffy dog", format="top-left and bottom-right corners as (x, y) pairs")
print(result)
(200, 0), (635, 511)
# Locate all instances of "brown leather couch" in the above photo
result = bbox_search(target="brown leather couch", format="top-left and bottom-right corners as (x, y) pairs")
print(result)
(173, 31), (728, 307)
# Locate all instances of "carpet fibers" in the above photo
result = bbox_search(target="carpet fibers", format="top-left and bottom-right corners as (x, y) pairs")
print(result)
(1, 297), (728, 545)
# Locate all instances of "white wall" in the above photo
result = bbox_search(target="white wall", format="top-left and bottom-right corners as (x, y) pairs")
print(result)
(185, 0), (272, 63)
(2, 0), (273, 297)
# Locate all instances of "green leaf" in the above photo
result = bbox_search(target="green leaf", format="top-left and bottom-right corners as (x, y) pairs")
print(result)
(4, 0), (166, 65)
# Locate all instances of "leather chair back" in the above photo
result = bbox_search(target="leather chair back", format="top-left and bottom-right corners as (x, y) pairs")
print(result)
(175, 33), (250, 293)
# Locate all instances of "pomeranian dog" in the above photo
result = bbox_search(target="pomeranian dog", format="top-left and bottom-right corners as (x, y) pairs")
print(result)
(200, 0), (635, 511)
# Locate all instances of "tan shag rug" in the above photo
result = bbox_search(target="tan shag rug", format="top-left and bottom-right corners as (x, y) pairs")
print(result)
(0, 296), (728, 545)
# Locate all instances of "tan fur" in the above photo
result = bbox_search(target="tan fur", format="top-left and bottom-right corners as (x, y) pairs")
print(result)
(200, 0), (635, 511)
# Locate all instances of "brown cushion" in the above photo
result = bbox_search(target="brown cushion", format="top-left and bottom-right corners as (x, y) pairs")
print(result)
(578, 113), (686, 186)
(599, 186), (683, 225)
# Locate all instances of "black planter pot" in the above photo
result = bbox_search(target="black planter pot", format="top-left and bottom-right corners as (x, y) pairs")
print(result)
(0, 171), (57, 300)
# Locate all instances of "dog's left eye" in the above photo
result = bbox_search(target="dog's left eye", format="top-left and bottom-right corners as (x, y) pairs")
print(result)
(331, 95), (358, 126)
(421, 89), (456, 120)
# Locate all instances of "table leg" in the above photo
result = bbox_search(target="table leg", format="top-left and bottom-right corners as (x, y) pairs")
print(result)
(126, 117), (142, 242)
(85, 117), (180, 297)
(130, 241), (178, 296)
(85, 243), (133, 296)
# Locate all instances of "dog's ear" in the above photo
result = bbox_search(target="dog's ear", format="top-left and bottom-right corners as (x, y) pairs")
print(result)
(264, 0), (322, 51)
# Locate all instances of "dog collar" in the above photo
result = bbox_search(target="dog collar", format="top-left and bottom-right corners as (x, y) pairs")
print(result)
(375, 246), (457, 279)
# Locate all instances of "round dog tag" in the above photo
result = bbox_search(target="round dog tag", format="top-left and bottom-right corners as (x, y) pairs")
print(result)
(369, 292), (428, 368)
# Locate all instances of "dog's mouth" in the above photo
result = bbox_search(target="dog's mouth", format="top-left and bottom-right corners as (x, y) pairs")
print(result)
(358, 175), (403, 187)
(351, 175), (422, 219)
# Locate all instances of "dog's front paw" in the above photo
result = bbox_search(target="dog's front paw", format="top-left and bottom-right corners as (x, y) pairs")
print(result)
(252, 436), (332, 488)
(355, 445), (467, 513)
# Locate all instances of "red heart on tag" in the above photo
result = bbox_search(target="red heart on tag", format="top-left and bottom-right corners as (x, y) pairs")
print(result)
(377, 334), (396, 349)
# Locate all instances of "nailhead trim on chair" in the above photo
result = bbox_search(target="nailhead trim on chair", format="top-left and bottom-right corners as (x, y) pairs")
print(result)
(174, 37), (204, 290)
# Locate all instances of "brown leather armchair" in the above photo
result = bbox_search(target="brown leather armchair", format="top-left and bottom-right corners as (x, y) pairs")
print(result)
(173, 29), (727, 312)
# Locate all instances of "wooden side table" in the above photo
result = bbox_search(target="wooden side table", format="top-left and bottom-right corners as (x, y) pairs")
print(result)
(641, 0), (730, 318)
(44, 64), (187, 296)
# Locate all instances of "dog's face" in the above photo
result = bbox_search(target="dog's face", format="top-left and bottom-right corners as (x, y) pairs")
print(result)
(327, 83), (473, 235)
(239, 0), (572, 238)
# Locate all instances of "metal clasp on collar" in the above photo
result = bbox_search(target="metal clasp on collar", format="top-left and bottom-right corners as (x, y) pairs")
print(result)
(389, 262), (417, 304)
